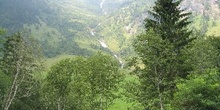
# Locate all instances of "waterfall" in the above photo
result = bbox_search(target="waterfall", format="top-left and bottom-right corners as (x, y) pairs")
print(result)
(98, 40), (108, 48)
(100, 0), (106, 9)
(98, 39), (124, 68)
(100, 0), (107, 15)
(88, 1), (124, 68)
(91, 31), (95, 36)
(114, 54), (124, 68)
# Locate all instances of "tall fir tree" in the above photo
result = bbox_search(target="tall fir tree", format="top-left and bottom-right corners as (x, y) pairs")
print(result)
(145, 0), (194, 78)
(145, 0), (193, 48)
(133, 0), (194, 109)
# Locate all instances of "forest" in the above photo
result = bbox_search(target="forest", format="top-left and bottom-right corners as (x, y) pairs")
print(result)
(0, 0), (220, 110)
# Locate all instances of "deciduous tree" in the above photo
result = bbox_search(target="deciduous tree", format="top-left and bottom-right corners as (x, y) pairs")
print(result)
(43, 53), (123, 110)
(172, 69), (220, 110)
(87, 53), (123, 110)
(1, 32), (41, 110)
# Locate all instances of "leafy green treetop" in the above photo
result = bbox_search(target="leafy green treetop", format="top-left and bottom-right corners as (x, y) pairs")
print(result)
(0, 29), (5, 35)
(42, 53), (123, 110)
(173, 69), (220, 110)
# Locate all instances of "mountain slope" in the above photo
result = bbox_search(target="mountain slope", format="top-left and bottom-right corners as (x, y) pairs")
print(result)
(0, 0), (219, 59)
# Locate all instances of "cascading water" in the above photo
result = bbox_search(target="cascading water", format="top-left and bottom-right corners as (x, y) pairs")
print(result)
(98, 40), (108, 48)
(98, 39), (124, 68)
(100, 0), (105, 9)
(87, 0), (124, 68)
(100, 0), (107, 15)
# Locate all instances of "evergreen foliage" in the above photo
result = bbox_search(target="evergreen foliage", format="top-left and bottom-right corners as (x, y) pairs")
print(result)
(133, 29), (175, 109)
(185, 36), (220, 73)
(145, 0), (193, 48)
(133, 0), (194, 109)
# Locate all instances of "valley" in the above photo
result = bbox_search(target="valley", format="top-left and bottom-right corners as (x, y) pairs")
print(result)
(1, 0), (219, 59)
(0, 0), (220, 109)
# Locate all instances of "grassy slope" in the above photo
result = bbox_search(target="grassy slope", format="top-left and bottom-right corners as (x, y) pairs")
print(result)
(207, 21), (220, 36)
(1, 0), (220, 56)
(97, 0), (153, 55)
(44, 55), (76, 69)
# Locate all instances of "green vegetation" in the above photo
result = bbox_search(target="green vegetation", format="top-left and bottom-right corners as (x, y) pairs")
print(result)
(131, 0), (220, 109)
(173, 69), (220, 110)
(0, 0), (220, 110)
(133, 0), (194, 109)
(0, 32), (42, 110)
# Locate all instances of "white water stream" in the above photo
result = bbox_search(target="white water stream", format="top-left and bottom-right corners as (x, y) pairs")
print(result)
(98, 40), (124, 68)
(100, 0), (106, 9)
(98, 40), (108, 48)
(87, 0), (124, 68)
(91, 31), (95, 36)
(100, 0), (107, 15)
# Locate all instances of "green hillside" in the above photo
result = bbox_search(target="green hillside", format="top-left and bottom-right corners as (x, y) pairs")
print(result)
(1, 0), (220, 109)
(0, 0), (219, 58)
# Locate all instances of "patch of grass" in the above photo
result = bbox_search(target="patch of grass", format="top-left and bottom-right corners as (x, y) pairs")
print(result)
(44, 54), (76, 69)
(207, 21), (220, 36)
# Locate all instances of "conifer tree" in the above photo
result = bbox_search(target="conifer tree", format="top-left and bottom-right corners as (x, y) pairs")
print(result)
(145, 0), (194, 78)
(145, 0), (193, 48)
(133, 0), (194, 109)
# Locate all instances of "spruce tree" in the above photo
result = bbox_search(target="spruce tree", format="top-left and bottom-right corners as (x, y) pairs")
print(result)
(133, 0), (194, 109)
(145, 0), (193, 48)
(145, 0), (194, 78)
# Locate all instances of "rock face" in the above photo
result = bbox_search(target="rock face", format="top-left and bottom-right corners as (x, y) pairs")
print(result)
(181, 0), (220, 19)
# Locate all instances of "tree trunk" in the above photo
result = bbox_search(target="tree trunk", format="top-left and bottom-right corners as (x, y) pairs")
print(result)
(155, 66), (164, 110)
(3, 58), (22, 110)
(57, 97), (61, 110)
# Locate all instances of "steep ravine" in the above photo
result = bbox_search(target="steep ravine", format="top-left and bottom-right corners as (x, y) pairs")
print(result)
(87, 0), (124, 68)
(89, 28), (124, 68)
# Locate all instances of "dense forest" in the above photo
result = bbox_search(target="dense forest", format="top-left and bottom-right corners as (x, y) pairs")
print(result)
(0, 0), (220, 110)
